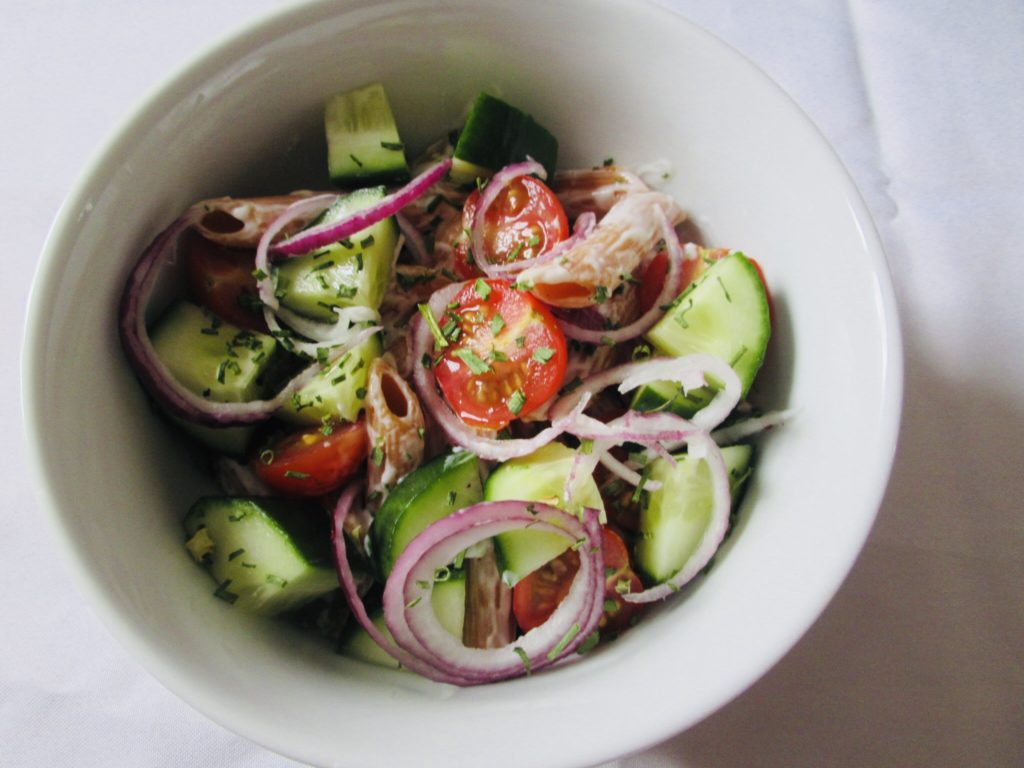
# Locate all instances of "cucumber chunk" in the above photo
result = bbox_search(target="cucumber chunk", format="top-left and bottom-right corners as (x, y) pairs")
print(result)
(451, 92), (558, 184)
(275, 187), (398, 322)
(339, 574), (465, 669)
(635, 445), (753, 584)
(325, 83), (409, 188)
(183, 497), (338, 616)
(278, 333), (380, 426)
(370, 450), (483, 579)
(150, 301), (280, 454)
(483, 442), (604, 585)
(631, 252), (771, 417)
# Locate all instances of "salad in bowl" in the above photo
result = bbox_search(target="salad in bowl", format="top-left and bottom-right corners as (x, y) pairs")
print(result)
(118, 84), (783, 685)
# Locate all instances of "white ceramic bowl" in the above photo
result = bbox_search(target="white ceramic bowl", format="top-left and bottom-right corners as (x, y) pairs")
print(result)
(24, 1), (902, 766)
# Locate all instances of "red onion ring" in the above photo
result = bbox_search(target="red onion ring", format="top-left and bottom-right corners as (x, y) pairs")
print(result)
(118, 209), (334, 426)
(330, 483), (463, 682)
(383, 501), (604, 683)
(251, 193), (383, 358)
(272, 159), (452, 256)
(470, 159), (545, 275)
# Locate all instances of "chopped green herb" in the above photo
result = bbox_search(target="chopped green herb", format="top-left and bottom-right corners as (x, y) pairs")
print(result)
(452, 348), (491, 375)
(546, 623), (581, 661)
(474, 278), (492, 300)
(593, 285), (610, 304)
(284, 470), (311, 479)
(489, 313), (505, 336)
(418, 303), (449, 349)
(513, 646), (532, 674)
(371, 444), (385, 467)
(213, 580), (238, 604)
(532, 346), (555, 364)
(717, 276), (732, 302)
(266, 574), (288, 588)
(507, 389), (527, 415)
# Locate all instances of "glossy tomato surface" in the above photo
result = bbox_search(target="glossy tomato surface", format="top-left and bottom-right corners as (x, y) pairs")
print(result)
(184, 232), (267, 332)
(252, 422), (368, 496)
(453, 176), (568, 279)
(433, 279), (567, 430)
(513, 526), (642, 636)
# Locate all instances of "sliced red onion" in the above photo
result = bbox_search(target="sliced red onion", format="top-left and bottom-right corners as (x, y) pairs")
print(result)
(622, 431), (732, 604)
(555, 206), (684, 345)
(469, 159), (546, 276)
(250, 193), (385, 358)
(273, 159), (453, 256)
(410, 282), (584, 462)
(382, 501), (604, 683)
(118, 209), (335, 426)
(330, 483), (465, 683)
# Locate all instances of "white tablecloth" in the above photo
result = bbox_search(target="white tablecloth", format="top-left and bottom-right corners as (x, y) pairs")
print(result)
(5, 1), (1021, 766)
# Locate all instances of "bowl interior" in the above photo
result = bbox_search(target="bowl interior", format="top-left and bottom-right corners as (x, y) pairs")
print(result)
(24, 1), (901, 766)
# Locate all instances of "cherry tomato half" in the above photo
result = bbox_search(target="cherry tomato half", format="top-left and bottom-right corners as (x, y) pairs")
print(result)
(512, 527), (643, 636)
(184, 231), (267, 332)
(453, 176), (569, 279)
(252, 422), (369, 497)
(433, 279), (567, 430)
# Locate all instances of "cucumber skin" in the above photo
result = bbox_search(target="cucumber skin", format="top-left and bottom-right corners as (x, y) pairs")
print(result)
(451, 92), (558, 182)
(635, 445), (753, 584)
(183, 497), (338, 616)
(369, 450), (483, 579)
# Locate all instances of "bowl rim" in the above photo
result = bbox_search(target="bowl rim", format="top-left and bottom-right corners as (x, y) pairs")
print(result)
(22, 0), (904, 765)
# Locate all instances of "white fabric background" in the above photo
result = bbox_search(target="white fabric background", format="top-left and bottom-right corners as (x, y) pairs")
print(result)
(4, 1), (1021, 766)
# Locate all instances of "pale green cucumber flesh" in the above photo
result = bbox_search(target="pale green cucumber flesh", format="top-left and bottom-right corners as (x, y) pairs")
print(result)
(370, 450), (483, 579)
(339, 575), (465, 669)
(183, 497), (337, 616)
(325, 83), (409, 187)
(150, 301), (279, 403)
(278, 333), (380, 426)
(635, 445), (753, 584)
(484, 442), (604, 585)
(635, 252), (770, 413)
(275, 187), (398, 321)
